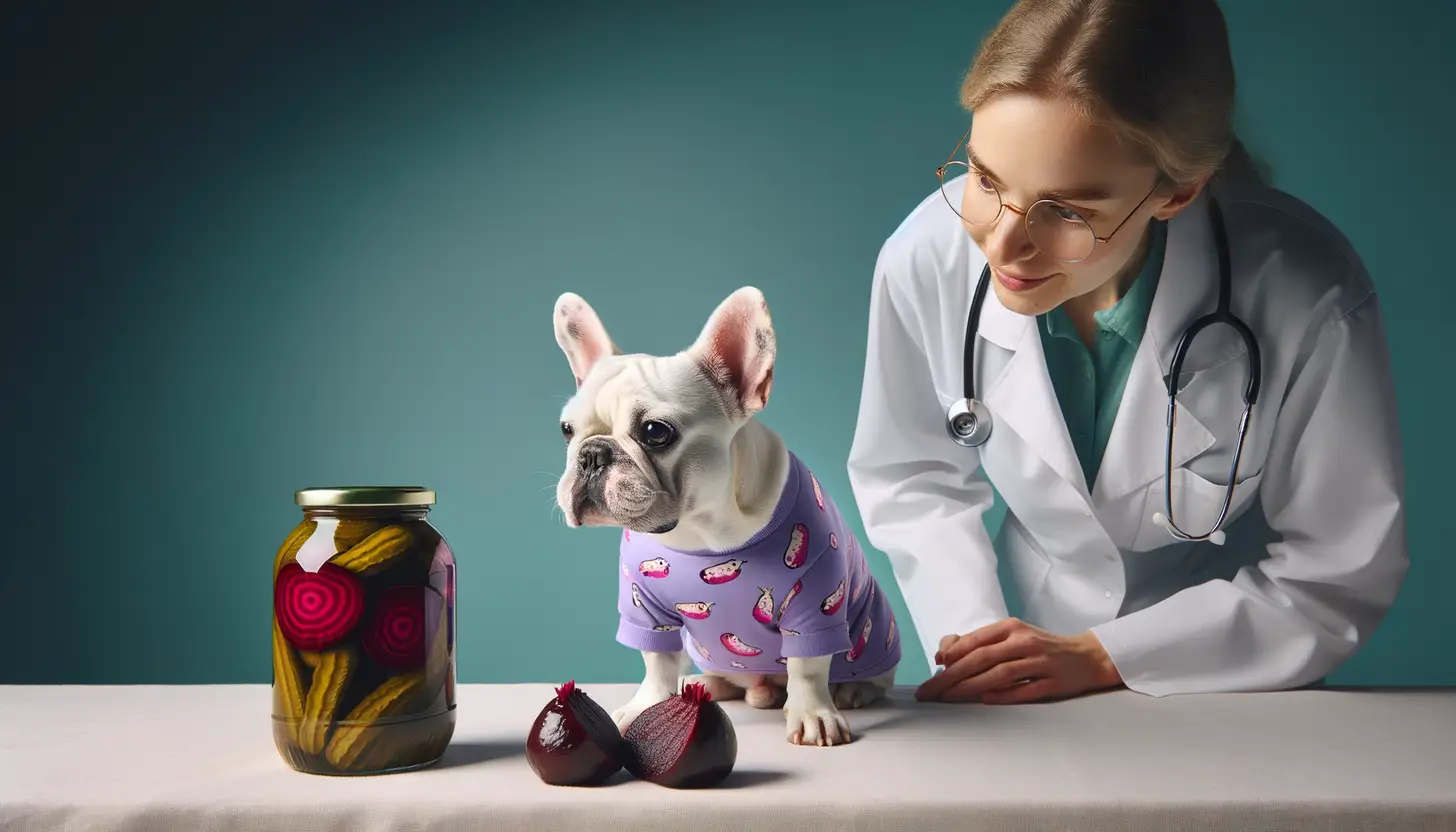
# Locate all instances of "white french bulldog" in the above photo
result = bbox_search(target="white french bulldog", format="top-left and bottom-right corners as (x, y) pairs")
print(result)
(551, 286), (898, 747)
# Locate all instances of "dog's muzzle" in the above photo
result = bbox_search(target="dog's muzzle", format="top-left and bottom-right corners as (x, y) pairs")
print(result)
(573, 437), (621, 521)
(572, 437), (677, 533)
(578, 437), (615, 475)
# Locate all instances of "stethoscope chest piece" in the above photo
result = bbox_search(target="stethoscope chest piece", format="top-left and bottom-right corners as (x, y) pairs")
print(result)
(945, 397), (993, 447)
(941, 194), (1255, 544)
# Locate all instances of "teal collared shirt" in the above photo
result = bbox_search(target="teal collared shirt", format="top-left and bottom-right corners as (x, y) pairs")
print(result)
(1039, 219), (1167, 490)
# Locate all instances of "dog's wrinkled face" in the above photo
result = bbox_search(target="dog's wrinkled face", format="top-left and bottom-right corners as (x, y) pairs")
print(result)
(552, 287), (775, 534)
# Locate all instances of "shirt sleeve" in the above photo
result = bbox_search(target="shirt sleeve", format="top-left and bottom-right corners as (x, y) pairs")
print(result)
(1091, 292), (1409, 696)
(614, 551), (686, 654)
(777, 540), (854, 658)
(845, 243), (1009, 669)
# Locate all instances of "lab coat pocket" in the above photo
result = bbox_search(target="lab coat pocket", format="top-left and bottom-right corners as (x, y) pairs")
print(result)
(998, 519), (1053, 598)
(1132, 466), (1264, 551)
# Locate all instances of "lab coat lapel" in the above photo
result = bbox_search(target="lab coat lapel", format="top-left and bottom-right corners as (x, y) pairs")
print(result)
(1094, 191), (1219, 506)
(979, 282), (1090, 500)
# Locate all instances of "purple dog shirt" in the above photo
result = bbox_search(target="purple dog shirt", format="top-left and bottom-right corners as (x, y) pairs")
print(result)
(616, 452), (901, 682)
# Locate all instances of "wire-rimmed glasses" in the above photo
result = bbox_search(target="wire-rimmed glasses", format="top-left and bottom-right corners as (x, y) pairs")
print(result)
(937, 126), (1156, 263)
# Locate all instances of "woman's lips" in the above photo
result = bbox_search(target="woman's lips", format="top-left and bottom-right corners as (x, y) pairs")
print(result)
(993, 267), (1052, 292)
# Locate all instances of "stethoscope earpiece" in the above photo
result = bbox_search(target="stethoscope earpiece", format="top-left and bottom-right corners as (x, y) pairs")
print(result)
(945, 397), (993, 447)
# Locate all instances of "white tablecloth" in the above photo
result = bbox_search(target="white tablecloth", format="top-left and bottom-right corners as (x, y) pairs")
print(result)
(2, 683), (1453, 831)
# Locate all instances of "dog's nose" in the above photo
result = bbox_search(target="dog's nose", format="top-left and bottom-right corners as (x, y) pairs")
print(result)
(579, 440), (614, 474)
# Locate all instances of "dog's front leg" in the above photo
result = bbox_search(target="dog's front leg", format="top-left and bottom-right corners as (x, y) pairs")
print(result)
(611, 649), (684, 733)
(783, 655), (852, 746)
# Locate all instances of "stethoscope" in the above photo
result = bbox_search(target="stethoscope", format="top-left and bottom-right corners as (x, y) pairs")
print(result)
(945, 196), (1261, 545)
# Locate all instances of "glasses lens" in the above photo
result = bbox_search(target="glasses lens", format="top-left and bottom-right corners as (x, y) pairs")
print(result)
(1027, 201), (1095, 261)
(940, 162), (1002, 226)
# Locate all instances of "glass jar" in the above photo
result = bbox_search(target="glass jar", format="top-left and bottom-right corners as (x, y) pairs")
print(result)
(270, 486), (456, 775)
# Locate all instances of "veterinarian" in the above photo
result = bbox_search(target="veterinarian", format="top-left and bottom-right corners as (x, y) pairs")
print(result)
(846, 0), (1409, 704)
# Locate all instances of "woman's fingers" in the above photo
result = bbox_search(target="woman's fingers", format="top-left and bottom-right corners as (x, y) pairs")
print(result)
(916, 637), (1030, 701)
(980, 676), (1062, 705)
(936, 657), (1049, 702)
(936, 633), (961, 664)
(937, 618), (1027, 666)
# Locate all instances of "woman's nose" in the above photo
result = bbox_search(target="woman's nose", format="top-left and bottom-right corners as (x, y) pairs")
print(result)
(981, 205), (1035, 265)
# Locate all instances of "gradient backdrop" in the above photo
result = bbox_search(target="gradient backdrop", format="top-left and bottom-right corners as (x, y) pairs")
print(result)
(5, 0), (1452, 687)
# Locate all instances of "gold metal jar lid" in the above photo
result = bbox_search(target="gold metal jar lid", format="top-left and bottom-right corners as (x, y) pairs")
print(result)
(294, 486), (436, 507)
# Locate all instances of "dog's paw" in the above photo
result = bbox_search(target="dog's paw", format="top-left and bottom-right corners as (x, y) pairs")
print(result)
(745, 680), (787, 710)
(784, 700), (852, 746)
(611, 689), (672, 734)
(610, 703), (643, 735)
(830, 681), (887, 710)
(683, 673), (747, 703)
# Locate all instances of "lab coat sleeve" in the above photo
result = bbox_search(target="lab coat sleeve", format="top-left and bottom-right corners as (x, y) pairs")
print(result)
(846, 246), (1009, 672)
(1091, 292), (1409, 696)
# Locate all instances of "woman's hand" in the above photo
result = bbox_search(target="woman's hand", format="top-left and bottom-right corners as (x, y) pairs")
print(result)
(914, 618), (1123, 704)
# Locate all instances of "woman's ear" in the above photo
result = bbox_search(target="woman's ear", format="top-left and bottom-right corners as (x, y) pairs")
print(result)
(1153, 176), (1208, 220)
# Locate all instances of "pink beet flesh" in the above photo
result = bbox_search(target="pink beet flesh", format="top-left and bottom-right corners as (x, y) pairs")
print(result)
(622, 684), (736, 788)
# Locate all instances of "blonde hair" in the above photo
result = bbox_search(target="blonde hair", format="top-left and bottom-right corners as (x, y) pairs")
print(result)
(960, 0), (1267, 187)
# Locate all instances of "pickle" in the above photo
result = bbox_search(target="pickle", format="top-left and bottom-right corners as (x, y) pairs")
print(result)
(353, 716), (454, 772)
(273, 520), (317, 578)
(333, 525), (414, 576)
(271, 618), (306, 742)
(324, 671), (427, 770)
(299, 646), (357, 755)
(333, 519), (383, 554)
(424, 598), (452, 705)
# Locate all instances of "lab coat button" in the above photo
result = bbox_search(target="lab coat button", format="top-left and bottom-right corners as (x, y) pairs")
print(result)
(1104, 590), (1113, 599)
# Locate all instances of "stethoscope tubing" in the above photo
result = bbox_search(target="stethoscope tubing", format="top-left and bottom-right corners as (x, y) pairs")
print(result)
(945, 196), (1260, 545)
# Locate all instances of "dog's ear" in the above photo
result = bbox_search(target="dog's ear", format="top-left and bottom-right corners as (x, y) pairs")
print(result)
(553, 293), (619, 387)
(688, 286), (776, 416)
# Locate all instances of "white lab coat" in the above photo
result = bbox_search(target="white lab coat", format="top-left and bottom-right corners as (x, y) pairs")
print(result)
(846, 176), (1409, 696)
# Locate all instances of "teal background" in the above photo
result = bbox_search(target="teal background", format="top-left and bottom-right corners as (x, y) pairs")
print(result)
(5, 0), (1452, 687)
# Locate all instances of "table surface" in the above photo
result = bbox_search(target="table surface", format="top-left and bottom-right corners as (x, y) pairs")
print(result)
(3, 682), (1454, 832)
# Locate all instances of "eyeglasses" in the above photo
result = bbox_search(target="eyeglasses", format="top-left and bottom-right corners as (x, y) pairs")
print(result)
(937, 126), (1157, 263)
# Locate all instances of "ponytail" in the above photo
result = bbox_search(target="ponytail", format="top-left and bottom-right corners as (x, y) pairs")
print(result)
(1215, 135), (1271, 184)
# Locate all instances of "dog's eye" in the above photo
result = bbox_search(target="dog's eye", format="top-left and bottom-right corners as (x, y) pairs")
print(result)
(560, 422), (574, 442)
(640, 420), (675, 448)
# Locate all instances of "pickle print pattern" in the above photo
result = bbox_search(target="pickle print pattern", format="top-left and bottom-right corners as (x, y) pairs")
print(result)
(612, 453), (901, 681)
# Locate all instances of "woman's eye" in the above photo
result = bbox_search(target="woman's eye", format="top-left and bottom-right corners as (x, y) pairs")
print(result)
(1054, 205), (1085, 223)
(976, 174), (996, 193)
(640, 420), (676, 448)
(560, 422), (574, 442)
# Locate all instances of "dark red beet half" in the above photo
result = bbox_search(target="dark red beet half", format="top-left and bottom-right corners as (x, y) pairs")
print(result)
(525, 680), (626, 786)
(274, 562), (365, 651)
(363, 584), (429, 670)
(622, 681), (737, 789)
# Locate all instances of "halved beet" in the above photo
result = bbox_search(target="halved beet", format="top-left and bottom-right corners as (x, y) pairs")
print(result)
(363, 584), (430, 670)
(274, 562), (365, 651)
(622, 681), (737, 788)
(525, 680), (625, 786)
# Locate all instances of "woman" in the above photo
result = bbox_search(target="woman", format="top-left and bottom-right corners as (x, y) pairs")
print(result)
(846, 0), (1408, 704)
